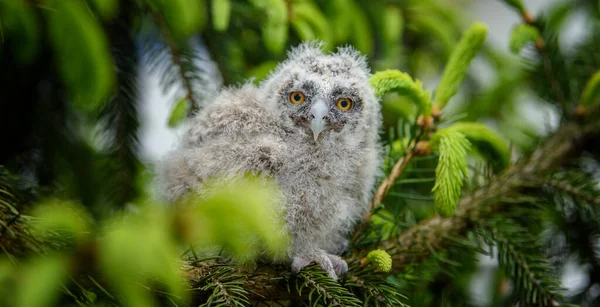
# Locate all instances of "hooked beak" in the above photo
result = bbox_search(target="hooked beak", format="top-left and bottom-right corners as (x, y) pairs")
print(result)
(309, 99), (328, 141)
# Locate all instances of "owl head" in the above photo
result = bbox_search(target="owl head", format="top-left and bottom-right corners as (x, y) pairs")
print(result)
(259, 42), (380, 142)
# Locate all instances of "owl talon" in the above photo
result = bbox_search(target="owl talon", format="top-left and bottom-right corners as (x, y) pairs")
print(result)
(291, 252), (347, 281)
(328, 254), (348, 279)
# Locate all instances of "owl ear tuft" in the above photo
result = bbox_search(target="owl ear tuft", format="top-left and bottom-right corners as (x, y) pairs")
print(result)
(335, 45), (370, 74)
(287, 41), (325, 62)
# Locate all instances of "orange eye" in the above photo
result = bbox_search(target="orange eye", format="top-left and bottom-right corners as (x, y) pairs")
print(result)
(289, 91), (305, 104)
(336, 97), (352, 111)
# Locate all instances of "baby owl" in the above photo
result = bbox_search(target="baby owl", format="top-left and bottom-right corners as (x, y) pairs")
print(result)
(159, 42), (382, 280)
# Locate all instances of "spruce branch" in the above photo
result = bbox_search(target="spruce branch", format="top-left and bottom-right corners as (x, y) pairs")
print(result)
(505, 1), (570, 109)
(296, 265), (362, 306)
(183, 114), (600, 302)
(481, 221), (564, 306)
(150, 10), (200, 112)
(384, 118), (600, 267)
(526, 176), (600, 207)
(351, 142), (417, 244)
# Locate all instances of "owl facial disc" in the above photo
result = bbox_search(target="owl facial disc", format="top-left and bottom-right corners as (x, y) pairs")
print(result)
(309, 99), (328, 141)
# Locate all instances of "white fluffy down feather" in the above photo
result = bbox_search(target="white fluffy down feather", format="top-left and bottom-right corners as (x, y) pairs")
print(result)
(158, 42), (382, 280)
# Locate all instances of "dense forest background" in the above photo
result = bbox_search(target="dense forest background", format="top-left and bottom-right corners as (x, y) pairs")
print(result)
(1, 0), (600, 306)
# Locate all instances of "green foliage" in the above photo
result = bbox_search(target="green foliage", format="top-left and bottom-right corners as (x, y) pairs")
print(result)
(168, 97), (191, 128)
(445, 122), (510, 173)
(434, 22), (488, 108)
(407, 4), (459, 58)
(0, 0), (39, 63)
(14, 256), (69, 307)
(292, 1), (332, 50)
(144, 0), (206, 39)
(211, 0), (231, 32)
(295, 265), (362, 306)
(46, 0), (115, 113)
(581, 70), (600, 107)
(366, 249), (392, 272)
(30, 199), (92, 244)
(99, 208), (186, 307)
(480, 219), (564, 306)
(382, 5), (404, 43)
(370, 70), (432, 116)
(509, 24), (541, 54)
(90, 0), (119, 20)
(250, 0), (288, 55)
(196, 265), (250, 307)
(346, 262), (409, 306)
(502, 0), (527, 14)
(2, 0), (600, 306)
(177, 176), (289, 262)
(430, 130), (471, 217)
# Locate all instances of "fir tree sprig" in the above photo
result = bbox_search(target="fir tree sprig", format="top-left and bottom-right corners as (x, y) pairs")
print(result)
(509, 24), (542, 54)
(443, 122), (511, 173)
(480, 221), (564, 306)
(142, 2), (219, 113)
(294, 264), (362, 306)
(433, 22), (488, 109)
(196, 266), (250, 307)
(430, 129), (471, 217)
(370, 70), (432, 116)
(346, 260), (409, 307)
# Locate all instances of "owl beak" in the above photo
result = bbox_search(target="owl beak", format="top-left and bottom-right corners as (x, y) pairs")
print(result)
(309, 99), (328, 141)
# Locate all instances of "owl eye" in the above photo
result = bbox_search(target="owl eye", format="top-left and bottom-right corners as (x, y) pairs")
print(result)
(336, 97), (352, 111)
(289, 91), (305, 104)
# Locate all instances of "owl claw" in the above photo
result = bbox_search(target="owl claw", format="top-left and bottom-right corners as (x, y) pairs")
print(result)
(291, 252), (348, 281)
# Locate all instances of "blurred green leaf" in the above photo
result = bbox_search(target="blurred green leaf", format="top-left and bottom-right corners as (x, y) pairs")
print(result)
(291, 17), (317, 41)
(409, 13), (457, 57)
(546, 2), (574, 32)
(251, 0), (288, 54)
(581, 70), (600, 108)
(0, 0), (39, 63)
(31, 198), (92, 243)
(99, 207), (186, 307)
(90, 0), (118, 20)
(211, 0), (231, 31)
(328, 0), (352, 43)
(382, 5), (404, 43)
(435, 22), (488, 109)
(179, 175), (290, 263)
(502, 0), (527, 14)
(292, 1), (332, 50)
(145, 0), (206, 39)
(247, 61), (279, 82)
(15, 256), (69, 307)
(509, 24), (540, 54)
(168, 97), (190, 128)
(349, 2), (373, 55)
(46, 0), (115, 113)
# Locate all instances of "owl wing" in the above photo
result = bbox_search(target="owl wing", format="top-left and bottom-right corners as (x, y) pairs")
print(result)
(157, 84), (285, 202)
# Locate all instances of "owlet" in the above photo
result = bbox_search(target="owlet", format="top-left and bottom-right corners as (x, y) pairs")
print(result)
(159, 42), (382, 280)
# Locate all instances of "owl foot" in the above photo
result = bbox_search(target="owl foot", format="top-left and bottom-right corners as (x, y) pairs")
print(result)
(291, 252), (348, 281)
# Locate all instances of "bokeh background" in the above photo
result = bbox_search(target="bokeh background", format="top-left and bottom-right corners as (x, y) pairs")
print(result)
(137, 1), (591, 305)
(1, 0), (599, 306)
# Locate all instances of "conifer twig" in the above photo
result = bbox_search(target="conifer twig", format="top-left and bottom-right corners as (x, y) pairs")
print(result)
(369, 151), (415, 218)
(351, 140), (418, 243)
(518, 6), (567, 107)
(184, 115), (600, 302)
(147, 7), (200, 112)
